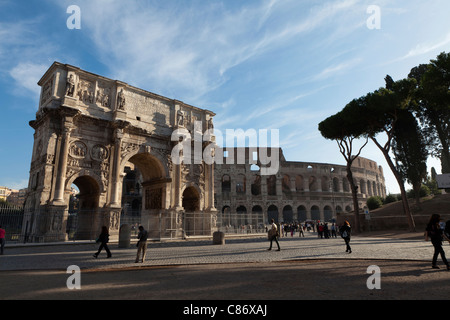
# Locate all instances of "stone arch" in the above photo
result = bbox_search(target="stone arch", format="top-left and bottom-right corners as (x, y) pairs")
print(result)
(282, 205), (294, 223)
(124, 152), (166, 182)
(236, 205), (247, 226)
(295, 175), (304, 192)
(297, 205), (307, 221)
(182, 186), (200, 212)
(222, 174), (231, 193)
(323, 205), (333, 221)
(69, 174), (102, 240)
(236, 174), (246, 194)
(332, 177), (340, 192)
(267, 175), (277, 195)
(251, 174), (261, 196)
(282, 174), (291, 194)
(311, 205), (320, 220)
(66, 169), (105, 195)
(321, 176), (329, 192)
(309, 176), (318, 191)
(267, 204), (278, 223)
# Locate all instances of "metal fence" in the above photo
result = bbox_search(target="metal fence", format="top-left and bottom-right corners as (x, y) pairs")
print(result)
(0, 204), (268, 243)
(216, 212), (266, 235)
(0, 203), (24, 242)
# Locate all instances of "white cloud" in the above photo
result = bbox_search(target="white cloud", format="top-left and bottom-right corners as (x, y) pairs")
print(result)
(401, 32), (450, 60)
(9, 62), (47, 99)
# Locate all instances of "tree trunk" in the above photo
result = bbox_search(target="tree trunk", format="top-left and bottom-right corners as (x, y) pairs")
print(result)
(346, 163), (361, 233)
(372, 137), (416, 231)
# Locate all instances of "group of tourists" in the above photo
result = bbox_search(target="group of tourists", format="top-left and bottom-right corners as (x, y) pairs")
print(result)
(267, 219), (352, 253)
(267, 215), (450, 269)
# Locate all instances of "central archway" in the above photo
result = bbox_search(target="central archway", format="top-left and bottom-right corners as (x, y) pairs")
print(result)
(123, 152), (169, 238)
(71, 175), (101, 240)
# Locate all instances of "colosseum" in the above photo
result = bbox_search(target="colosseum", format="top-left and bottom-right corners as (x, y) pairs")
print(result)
(214, 147), (386, 230)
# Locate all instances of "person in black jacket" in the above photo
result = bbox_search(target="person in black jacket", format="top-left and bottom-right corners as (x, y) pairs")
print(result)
(425, 214), (450, 270)
(93, 226), (111, 258)
(339, 221), (352, 254)
(135, 226), (149, 263)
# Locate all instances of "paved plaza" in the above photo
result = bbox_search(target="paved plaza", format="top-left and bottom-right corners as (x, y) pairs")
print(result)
(1, 232), (450, 301)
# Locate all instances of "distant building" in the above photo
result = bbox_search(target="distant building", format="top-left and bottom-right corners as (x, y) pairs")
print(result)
(6, 188), (28, 206)
(214, 147), (386, 225)
(0, 186), (11, 202)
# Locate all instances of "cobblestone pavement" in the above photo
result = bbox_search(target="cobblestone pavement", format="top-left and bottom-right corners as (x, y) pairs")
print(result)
(1, 232), (450, 301)
(0, 232), (443, 271)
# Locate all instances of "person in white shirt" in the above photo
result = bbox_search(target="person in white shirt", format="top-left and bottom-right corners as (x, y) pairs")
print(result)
(268, 219), (280, 251)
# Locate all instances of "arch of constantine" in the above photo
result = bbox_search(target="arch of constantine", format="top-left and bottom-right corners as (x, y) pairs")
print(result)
(22, 62), (216, 242)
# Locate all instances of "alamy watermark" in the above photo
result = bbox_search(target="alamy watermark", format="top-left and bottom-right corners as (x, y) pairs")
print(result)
(366, 265), (381, 290)
(66, 265), (81, 290)
(66, 5), (81, 30)
(366, 5), (381, 30)
(171, 121), (280, 176)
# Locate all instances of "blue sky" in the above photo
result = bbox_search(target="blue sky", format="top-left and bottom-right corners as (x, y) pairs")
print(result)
(1, 0), (449, 194)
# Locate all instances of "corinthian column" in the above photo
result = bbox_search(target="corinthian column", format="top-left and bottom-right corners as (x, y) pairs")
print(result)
(52, 123), (74, 205)
(109, 127), (124, 207)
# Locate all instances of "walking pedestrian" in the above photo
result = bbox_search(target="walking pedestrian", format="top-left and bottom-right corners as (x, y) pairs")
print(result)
(93, 226), (111, 258)
(135, 225), (149, 263)
(339, 221), (352, 253)
(0, 225), (5, 255)
(267, 219), (280, 251)
(425, 214), (450, 270)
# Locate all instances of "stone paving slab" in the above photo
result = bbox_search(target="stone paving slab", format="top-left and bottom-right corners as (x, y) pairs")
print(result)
(0, 233), (442, 271)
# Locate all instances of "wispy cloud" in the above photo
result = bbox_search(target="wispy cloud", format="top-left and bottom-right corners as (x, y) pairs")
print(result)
(400, 32), (450, 60)
(48, 0), (364, 103)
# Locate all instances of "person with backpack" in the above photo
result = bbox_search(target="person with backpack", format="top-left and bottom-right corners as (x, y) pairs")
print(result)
(425, 214), (450, 270)
(339, 221), (352, 253)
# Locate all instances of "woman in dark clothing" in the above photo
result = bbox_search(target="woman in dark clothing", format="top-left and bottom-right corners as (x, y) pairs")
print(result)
(93, 226), (111, 258)
(425, 214), (450, 270)
(340, 221), (352, 253)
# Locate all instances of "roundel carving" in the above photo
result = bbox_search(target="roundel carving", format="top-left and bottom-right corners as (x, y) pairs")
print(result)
(91, 144), (109, 161)
(69, 141), (87, 159)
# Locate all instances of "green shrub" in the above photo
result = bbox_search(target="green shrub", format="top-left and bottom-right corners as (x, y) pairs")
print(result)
(383, 194), (398, 204)
(367, 196), (383, 210)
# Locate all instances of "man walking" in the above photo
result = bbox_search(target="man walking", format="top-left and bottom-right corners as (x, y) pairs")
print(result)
(267, 219), (281, 251)
(135, 226), (149, 263)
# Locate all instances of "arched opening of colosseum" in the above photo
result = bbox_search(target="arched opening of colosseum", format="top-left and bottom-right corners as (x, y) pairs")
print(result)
(309, 176), (318, 191)
(222, 175), (231, 193)
(321, 176), (329, 192)
(251, 205), (263, 227)
(324, 205), (333, 221)
(282, 205), (294, 223)
(251, 174), (261, 196)
(297, 205), (307, 221)
(295, 175), (304, 192)
(282, 175), (291, 194)
(268, 205), (278, 223)
(236, 174), (246, 194)
(267, 175), (277, 196)
(311, 205), (320, 220)
(236, 205), (247, 227)
(332, 177), (340, 192)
